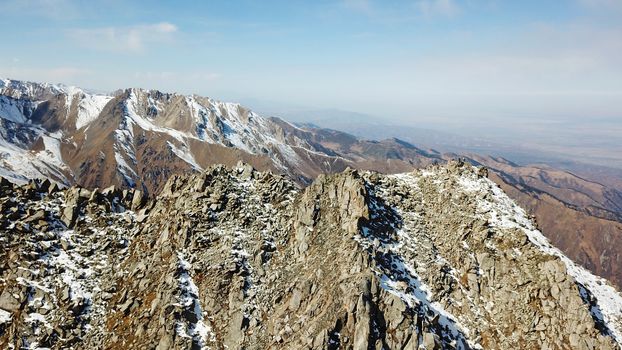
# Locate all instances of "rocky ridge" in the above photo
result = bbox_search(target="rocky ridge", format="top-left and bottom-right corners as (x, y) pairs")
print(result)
(1, 161), (621, 349)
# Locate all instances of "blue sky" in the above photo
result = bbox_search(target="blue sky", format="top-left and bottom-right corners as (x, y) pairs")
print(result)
(1, 0), (621, 123)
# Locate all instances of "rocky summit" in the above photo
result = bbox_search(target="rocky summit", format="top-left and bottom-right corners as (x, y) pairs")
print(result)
(1, 161), (622, 349)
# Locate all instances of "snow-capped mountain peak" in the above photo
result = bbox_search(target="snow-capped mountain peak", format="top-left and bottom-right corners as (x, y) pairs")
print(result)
(0, 79), (329, 189)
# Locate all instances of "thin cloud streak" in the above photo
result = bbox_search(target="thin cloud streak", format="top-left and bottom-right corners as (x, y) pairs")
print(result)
(415, 0), (461, 18)
(337, 0), (462, 22)
(66, 22), (179, 53)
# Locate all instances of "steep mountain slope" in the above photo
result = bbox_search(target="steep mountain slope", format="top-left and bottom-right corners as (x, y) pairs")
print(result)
(487, 171), (622, 290)
(310, 131), (622, 291)
(1, 162), (621, 349)
(449, 155), (622, 289)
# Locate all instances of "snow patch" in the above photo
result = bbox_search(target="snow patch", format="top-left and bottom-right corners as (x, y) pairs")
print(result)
(63, 85), (83, 116)
(76, 94), (113, 129)
(38, 133), (66, 170)
(0, 96), (27, 123)
(168, 141), (202, 170)
(0, 130), (70, 185)
(357, 180), (477, 350)
(175, 253), (215, 348)
(0, 309), (12, 324)
(24, 313), (52, 328)
(125, 90), (186, 143)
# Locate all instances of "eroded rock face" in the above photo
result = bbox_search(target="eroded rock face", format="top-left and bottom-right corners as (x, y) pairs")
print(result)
(1, 163), (621, 349)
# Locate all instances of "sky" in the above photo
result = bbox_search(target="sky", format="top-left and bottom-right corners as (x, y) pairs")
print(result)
(1, 0), (621, 124)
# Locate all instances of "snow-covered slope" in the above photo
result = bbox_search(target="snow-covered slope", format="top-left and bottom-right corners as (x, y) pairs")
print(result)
(0, 79), (114, 185)
(185, 95), (304, 169)
(75, 93), (113, 129)
(112, 89), (310, 175)
(356, 162), (622, 348)
(454, 167), (622, 343)
(0, 79), (344, 190)
(0, 96), (31, 123)
(0, 116), (71, 185)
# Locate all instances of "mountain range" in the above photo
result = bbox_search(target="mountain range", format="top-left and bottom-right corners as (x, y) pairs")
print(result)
(1, 78), (622, 348)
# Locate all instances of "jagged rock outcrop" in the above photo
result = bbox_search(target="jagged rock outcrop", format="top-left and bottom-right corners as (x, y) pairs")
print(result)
(1, 162), (622, 349)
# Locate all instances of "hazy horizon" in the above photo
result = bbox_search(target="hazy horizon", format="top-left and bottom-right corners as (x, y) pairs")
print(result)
(1, 0), (621, 121)
(2, 0), (620, 169)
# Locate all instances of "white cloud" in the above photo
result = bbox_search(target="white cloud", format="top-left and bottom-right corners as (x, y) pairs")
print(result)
(67, 22), (178, 53)
(415, 0), (460, 17)
(153, 22), (178, 33)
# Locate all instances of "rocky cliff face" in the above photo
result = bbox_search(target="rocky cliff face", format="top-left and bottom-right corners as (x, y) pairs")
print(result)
(1, 161), (621, 349)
